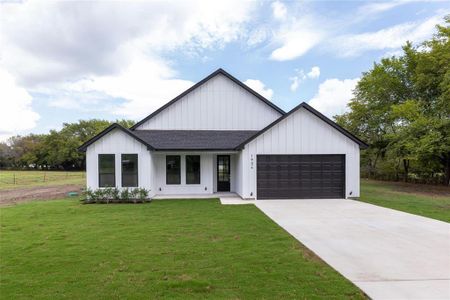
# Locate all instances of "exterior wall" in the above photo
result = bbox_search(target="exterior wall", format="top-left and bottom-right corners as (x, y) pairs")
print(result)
(152, 152), (214, 195)
(234, 152), (243, 197)
(85, 129), (155, 196)
(135, 74), (282, 130)
(152, 152), (239, 195)
(240, 108), (360, 199)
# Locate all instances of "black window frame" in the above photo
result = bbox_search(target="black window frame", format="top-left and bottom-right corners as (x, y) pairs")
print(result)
(121, 154), (138, 187)
(186, 155), (201, 185)
(166, 155), (181, 185)
(98, 154), (115, 187)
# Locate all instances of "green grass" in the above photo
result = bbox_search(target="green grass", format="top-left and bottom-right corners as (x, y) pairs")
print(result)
(0, 199), (365, 299)
(359, 180), (450, 222)
(0, 170), (85, 190)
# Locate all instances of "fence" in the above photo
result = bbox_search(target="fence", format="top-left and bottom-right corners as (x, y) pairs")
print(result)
(0, 171), (85, 187)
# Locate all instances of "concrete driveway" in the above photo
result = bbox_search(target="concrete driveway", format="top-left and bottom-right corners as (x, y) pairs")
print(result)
(255, 199), (450, 300)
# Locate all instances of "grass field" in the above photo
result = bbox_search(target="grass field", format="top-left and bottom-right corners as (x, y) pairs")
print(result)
(0, 170), (85, 190)
(360, 179), (450, 223)
(0, 199), (365, 299)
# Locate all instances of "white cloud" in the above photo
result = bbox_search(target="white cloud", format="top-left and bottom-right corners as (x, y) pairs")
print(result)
(0, 68), (40, 141)
(307, 66), (320, 79)
(289, 66), (320, 92)
(332, 13), (446, 57)
(270, 21), (323, 61)
(0, 0), (258, 133)
(308, 78), (359, 118)
(268, 2), (326, 62)
(271, 1), (287, 20)
(357, 1), (413, 16)
(0, 1), (256, 86)
(244, 79), (274, 100)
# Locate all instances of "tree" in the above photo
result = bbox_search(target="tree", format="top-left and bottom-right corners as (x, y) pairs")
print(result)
(0, 119), (135, 170)
(336, 16), (450, 184)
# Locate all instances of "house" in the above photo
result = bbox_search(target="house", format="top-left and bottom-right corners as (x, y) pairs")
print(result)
(79, 69), (368, 200)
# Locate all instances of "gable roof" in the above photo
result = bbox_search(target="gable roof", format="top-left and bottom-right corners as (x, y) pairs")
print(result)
(133, 130), (258, 151)
(130, 68), (285, 130)
(78, 123), (154, 152)
(236, 102), (369, 149)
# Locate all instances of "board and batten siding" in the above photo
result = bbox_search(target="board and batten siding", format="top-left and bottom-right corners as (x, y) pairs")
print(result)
(152, 153), (214, 195)
(86, 129), (154, 196)
(135, 74), (282, 130)
(240, 108), (360, 199)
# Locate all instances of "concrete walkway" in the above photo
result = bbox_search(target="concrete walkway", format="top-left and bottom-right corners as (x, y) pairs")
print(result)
(255, 199), (450, 300)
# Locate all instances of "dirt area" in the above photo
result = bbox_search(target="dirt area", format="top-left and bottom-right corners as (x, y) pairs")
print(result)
(0, 184), (83, 206)
(369, 179), (450, 197)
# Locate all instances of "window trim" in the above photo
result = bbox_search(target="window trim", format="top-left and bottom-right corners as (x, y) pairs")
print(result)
(121, 154), (139, 187)
(186, 155), (201, 185)
(98, 154), (115, 188)
(166, 155), (181, 185)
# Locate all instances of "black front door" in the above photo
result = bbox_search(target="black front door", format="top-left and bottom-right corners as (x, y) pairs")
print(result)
(217, 155), (230, 192)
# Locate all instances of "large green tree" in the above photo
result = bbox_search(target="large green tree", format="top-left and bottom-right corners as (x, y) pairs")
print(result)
(336, 17), (450, 185)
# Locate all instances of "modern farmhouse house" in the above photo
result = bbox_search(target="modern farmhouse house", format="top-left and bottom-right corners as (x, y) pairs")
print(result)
(79, 69), (367, 200)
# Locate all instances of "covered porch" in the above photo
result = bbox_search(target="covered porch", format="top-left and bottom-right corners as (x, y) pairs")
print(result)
(150, 151), (242, 197)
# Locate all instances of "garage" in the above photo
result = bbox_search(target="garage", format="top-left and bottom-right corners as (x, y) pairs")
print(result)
(256, 154), (345, 199)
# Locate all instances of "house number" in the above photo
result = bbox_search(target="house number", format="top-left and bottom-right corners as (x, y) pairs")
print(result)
(250, 155), (254, 169)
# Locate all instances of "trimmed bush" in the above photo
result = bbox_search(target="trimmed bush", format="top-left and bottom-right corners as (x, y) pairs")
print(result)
(82, 187), (151, 204)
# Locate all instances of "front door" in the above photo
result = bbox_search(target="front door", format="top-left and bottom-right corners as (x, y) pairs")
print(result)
(217, 155), (230, 192)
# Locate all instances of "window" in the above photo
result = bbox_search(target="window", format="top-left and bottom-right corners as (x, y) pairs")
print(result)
(122, 154), (138, 187)
(99, 154), (115, 187)
(186, 155), (200, 184)
(166, 155), (180, 184)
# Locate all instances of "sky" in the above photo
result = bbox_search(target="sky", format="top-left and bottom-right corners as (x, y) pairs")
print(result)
(0, 0), (449, 141)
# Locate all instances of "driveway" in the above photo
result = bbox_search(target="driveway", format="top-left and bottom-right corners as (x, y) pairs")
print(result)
(255, 199), (450, 300)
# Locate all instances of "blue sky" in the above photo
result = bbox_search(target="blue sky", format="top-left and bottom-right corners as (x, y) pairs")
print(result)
(0, 0), (448, 141)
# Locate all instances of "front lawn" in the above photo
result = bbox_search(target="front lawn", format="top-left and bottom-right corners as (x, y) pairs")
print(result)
(0, 199), (364, 299)
(360, 180), (450, 223)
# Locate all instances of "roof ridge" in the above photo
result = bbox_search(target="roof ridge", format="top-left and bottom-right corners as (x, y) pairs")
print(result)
(130, 68), (285, 130)
(78, 123), (154, 152)
(235, 102), (368, 150)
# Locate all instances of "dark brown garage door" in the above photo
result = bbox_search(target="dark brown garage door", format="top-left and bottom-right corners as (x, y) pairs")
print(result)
(257, 155), (345, 199)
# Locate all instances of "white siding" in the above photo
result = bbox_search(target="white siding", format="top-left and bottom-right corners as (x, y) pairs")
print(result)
(86, 129), (154, 196)
(240, 108), (360, 199)
(135, 74), (282, 130)
(152, 153), (214, 195)
(234, 151), (243, 197)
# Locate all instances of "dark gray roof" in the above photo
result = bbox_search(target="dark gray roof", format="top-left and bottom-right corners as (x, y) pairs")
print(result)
(133, 130), (258, 150)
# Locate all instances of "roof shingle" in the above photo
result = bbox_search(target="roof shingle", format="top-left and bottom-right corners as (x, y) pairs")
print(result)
(132, 130), (258, 150)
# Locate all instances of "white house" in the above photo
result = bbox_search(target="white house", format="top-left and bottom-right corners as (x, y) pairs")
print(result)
(79, 69), (367, 200)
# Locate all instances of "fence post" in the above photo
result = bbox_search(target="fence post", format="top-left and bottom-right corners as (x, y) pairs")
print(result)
(43, 173), (46, 182)
(13, 173), (16, 185)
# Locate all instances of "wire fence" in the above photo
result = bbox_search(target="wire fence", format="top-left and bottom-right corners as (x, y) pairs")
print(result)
(0, 171), (85, 186)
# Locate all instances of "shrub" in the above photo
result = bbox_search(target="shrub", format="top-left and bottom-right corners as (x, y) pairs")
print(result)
(137, 188), (150, 203)
(120, 189), (130, 202)
(82, 187), (151, 204)
(83, 188), (95, 204)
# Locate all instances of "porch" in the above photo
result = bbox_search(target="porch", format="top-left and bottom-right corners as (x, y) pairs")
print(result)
(150, 151), (242, 196)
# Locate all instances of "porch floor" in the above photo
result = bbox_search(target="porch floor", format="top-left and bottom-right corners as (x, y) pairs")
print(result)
(151, 193), (255, 205)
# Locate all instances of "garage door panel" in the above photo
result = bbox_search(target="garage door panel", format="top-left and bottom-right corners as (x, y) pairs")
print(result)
(257, 154), (345, 199)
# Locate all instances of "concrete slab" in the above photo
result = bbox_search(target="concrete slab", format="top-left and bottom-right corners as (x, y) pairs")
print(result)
(255, 199), (450, 300)
(220, 197), (255, 205)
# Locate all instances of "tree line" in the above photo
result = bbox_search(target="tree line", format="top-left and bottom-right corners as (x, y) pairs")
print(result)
(336, 17), (450, 185)
(0, 120), (134, 170)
